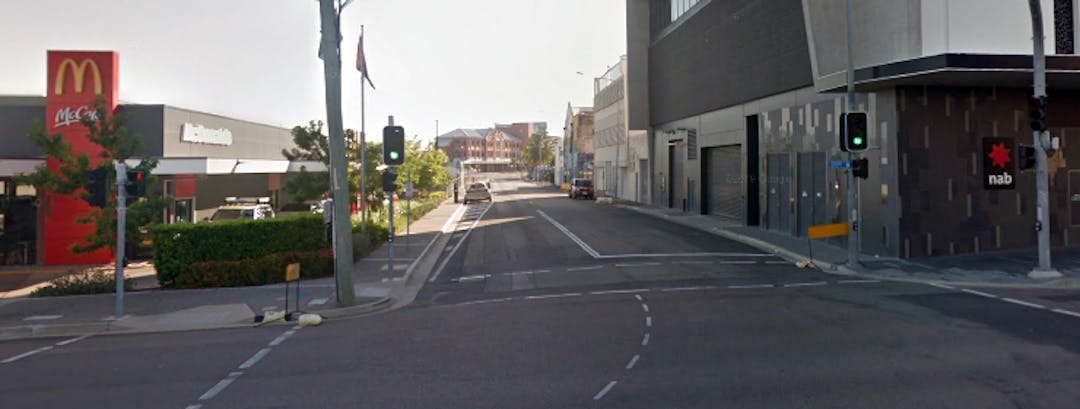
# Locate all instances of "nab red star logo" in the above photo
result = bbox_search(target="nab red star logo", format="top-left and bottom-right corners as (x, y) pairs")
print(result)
(988, 143), (1011, 169)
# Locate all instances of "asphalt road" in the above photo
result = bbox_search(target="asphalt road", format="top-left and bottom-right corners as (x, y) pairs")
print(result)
(3, 172), (1080, 408)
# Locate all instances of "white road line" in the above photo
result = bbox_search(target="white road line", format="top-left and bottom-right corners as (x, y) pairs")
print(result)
(661, 285), (718, 292)
(634, 294), (643, 301)
(457, 274), (490, 282)
(185, 405), (203, 409)
(641, 333), (651, 346)
(507, 270), (533, 276)
(307, 297), (328, 306)
(55, 334), (93, 346)
(1000, 297), (1046, 309)
(597, 252), (771, 259)
(524, 293), (582, 300)
(625, 354), (640, 369)
(593, 381), (618, 400)
(2, 346), (53, 364)
(429, 203), (494, 283)
(961, 288), (998, 298)
(269, 330), (296, 347)
(838, 279), (882, 284)
(23, 315), (62, 321)
(441, 204), (467, 233)
(645, 316), (652, 327)
(567, 265), (603, 272)
(380, 278), (389, 283)
(457, 297), (513, 306)
(404, 230), (443, 280)
(615, 262), (662, 268)
(784, 281), (828, 288)
(1052, 308), (1080, 318)
(925, 282), (955, 290)
(589, 289), (649, 295)
(727, 284), (774, 289)
(238, 348), (272, 370)
(535, 269), (552, 273)
(713, 260), (758, 264)
(198, 374), (240, 401)
(641, 303), (649, 313)
(764, 260), (791, 264)
(536, 209), (601, 258)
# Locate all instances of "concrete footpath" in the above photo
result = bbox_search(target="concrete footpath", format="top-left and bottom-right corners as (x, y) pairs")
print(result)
(618, 201), (1080, 289)
(0, 199), (465, 341)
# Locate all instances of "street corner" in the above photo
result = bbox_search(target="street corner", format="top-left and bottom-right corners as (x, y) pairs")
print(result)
(306, 295), (394, 319)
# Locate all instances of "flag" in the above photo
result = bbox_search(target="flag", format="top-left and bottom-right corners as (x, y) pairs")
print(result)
(356, 33), (375, 89)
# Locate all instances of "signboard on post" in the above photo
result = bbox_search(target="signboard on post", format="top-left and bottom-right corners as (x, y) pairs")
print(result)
(405, 182), (414, 199)
(285, 263), (301, 282)
(983, 137), (1016, 190)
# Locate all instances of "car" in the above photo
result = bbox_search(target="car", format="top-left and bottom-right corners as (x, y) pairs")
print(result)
(206, 197), (276, 222)
(568, 178), (594, 199)
(463, 182), (492, 204)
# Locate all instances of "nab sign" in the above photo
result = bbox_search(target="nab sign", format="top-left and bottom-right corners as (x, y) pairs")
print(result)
(982, 137), (1016, 190)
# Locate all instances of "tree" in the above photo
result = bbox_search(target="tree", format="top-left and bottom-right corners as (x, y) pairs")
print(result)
(15, 96), (163, 254)
(397, 139), (451, 196)
(520, 131), (555, 178)
(280, 121), (358, 204)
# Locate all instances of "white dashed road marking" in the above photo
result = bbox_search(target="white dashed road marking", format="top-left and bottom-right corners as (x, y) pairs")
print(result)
(23, 315), (62, 321)
(641, 333), (650, 346)
(1052, 308), (1080, 318)
(625, 354), (640, 369)
(524, 293), (582, 300)
(728, 284), (774, 289)
(567, 265), (603, 272)
(238, 348), (272, 370)
(593, 380), (618, 400)
(837, 279), (881, 284)
(589, 289), (649, 295)
(961, 288), (998, 298)
(199, 372), (242, 401)
(784, 281), (828, 288)
(661, 285), (718, 292)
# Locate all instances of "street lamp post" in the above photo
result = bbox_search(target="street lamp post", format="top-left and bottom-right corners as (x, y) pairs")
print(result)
(1027, 0), (1062, 278)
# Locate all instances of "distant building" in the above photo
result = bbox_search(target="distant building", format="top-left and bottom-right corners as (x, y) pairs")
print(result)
(593, 55), (649, 202)
(563, 104), (594, 181)
(436, 125), (532, 172)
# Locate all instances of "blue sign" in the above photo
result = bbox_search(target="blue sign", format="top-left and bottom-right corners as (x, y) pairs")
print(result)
(829, 160), (851, 169)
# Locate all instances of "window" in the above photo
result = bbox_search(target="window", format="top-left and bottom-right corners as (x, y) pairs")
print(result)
(671, 0), (700, 23)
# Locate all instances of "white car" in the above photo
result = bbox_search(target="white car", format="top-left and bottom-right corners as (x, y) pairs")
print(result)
(463, 182), (492, 204)
(206, 197), (275, 221)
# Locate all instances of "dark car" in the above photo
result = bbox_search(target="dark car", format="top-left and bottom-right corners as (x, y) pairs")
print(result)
(568, 178), (594, 200)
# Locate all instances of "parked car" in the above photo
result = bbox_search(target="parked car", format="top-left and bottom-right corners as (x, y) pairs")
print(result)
(205, 197), (275, 222)
(463, 182), (492, 204)
(568, 178), (594, 199)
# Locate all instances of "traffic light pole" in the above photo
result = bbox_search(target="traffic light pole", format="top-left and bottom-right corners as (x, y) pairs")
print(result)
(1027, 1), (1061, 278)
(844, 0), (860, 268)
(113, 162), (127, 318)
(386, 116), (395, 278)
(318, 0), (356, 305)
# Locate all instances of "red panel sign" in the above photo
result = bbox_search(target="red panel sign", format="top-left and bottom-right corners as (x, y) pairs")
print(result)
(43, 51), (119, 265)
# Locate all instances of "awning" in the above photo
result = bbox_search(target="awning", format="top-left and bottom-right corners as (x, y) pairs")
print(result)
(817, 53), (1080, 92)
(0, 158), (45, 177)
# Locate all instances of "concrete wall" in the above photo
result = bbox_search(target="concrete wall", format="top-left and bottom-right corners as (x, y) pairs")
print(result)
(654, 86), (902, 257)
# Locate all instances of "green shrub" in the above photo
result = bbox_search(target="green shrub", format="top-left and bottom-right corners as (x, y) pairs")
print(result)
(31, 270), (134, 297)
(428, 191), (447, 202)
(174, 249), (332, 288)
(150, 214), (328, 287)
(352, 220), (389, 261)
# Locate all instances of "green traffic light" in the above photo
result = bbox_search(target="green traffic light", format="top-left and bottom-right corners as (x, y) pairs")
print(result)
(389, 151), (400, 160)
(853, 137), (864, 146)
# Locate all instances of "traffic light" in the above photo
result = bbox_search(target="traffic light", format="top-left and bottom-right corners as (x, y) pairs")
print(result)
(1030, 96), (1047, 132)
(125, 170), (147, 198)
(383, 125), (405, 166)
(382, 169), (398, 192)
(83, 167), (109, 208)
(840, 112), (869, 152)
(1017, 144), (1037, 170)
(851, 158), (869, 179)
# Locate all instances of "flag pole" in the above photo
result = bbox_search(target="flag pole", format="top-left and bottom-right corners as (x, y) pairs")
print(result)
(359, 24), (368, 230)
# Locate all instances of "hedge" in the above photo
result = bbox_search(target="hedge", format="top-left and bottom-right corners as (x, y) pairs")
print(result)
(150, 214), (328, 287)
(174, 249), (332, 288)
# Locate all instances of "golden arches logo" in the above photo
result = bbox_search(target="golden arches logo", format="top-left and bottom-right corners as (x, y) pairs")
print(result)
(54, 58), (102, 95)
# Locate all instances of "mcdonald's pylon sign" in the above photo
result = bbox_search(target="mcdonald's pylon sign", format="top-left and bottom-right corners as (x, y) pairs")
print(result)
(54, 58), (103, 95)
(43, 50), (119, 266)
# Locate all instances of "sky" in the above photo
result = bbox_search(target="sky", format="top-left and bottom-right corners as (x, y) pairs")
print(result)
(0, 0), (626, 143)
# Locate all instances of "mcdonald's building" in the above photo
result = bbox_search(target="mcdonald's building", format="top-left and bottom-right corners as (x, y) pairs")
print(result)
(0, 50), (326, 266)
